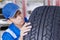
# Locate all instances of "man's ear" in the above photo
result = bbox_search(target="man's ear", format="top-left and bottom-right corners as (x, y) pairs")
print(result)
(7, 19), (12, 24)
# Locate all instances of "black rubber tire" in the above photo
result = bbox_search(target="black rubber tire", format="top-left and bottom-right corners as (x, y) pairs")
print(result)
(23, 6), (60, 40)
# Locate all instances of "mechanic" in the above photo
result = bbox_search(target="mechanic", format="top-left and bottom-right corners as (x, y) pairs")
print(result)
(2, 3), (32, 40)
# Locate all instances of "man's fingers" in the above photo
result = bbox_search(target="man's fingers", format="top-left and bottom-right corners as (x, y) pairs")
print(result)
(24, 28), (31, 32)
(24, 26), (32, 31)
(23, 26), (32, 32)
(23, 22), (31, 27)
(26, 26), (32, 29)
(23, 32), (28, 36)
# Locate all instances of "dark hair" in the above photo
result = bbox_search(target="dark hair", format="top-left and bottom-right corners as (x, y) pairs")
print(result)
(13, 10), (21, 18)
(7, 10), (21, 20)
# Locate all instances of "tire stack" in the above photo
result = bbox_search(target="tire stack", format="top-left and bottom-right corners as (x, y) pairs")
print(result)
(23, 6), (60, 40)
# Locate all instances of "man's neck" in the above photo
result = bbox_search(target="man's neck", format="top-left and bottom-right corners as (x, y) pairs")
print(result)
(15, 22), (25, 29)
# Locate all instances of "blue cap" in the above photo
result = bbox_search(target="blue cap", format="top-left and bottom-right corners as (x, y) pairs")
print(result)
(2, 3), (19, 19)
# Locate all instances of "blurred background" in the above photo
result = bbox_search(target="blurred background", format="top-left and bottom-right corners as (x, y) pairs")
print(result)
(0, 0), (60, 40)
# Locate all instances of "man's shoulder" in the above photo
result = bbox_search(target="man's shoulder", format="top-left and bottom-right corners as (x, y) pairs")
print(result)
(2, 31), (12, 37)
(2, 31), (14, 40)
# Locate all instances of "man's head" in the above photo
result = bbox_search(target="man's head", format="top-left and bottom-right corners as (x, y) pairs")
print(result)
(9, 10), (24, 25)
(2, 3), (24, 25)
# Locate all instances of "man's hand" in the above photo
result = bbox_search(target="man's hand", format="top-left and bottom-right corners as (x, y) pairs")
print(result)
(20, 22), (32, 37)
(19, 22), (32, 40)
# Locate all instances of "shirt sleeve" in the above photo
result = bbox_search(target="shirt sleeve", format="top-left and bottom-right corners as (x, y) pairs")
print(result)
(2, 32), (14, 40)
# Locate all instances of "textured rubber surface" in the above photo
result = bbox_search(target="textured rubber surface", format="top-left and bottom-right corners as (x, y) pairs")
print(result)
(23, 6), (60, 40)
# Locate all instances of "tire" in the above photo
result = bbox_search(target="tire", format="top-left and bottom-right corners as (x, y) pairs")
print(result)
(23, 6), (60, 40)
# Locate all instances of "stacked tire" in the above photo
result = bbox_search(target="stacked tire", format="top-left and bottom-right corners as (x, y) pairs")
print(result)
(23, 6), (60, 40)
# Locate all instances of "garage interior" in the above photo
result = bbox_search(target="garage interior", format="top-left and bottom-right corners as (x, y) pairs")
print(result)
(0, 0), (60, 40)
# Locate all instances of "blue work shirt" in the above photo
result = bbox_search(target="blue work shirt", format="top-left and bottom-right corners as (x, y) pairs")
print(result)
(2, 23), (20, 40)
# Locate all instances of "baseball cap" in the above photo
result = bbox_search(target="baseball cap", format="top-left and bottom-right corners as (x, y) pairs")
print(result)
(2, 3), (19, 19)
